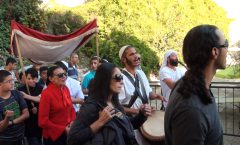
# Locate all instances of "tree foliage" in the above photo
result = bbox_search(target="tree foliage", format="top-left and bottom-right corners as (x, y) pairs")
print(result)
(0, 0), (46, 66)
(70, 0), (231, 75)
(0, 0), (231, 76)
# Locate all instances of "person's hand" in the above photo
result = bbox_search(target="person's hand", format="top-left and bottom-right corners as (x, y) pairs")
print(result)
(155, 94), (167, 102)
(4, 110), (14, 120)
(97, 106), (115, 125)
(31, 107), (38, 114)
(140, 104), (152, 117)
(65, 125), (71, 135)
(20, 91), (27, 98)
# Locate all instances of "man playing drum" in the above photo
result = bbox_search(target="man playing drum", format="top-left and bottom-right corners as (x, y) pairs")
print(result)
(118, 45), (165, 145)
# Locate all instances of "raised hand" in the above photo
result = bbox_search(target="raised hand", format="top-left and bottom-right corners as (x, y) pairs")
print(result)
(97, 106), (115, 125)
(140, 104), (152, 117)
(4, 110), (14, 120)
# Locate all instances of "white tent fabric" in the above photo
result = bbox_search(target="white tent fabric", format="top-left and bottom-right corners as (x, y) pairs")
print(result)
(10, 19), (98, 64)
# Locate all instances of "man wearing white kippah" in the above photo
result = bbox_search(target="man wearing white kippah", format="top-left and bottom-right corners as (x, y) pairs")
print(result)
(118, 45), (165, 145)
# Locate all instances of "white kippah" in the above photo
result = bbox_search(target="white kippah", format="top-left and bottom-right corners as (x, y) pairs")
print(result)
(61, 60), (69, 68)
(119, 45), (130, 59)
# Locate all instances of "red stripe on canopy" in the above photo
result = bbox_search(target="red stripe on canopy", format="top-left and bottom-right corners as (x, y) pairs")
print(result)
(10, 19), (98, 64)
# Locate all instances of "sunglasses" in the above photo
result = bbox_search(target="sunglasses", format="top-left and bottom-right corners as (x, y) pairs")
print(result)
(54, 73), (67, 78)
(112, 74), (123, 82)
(215, 39), (228, 49)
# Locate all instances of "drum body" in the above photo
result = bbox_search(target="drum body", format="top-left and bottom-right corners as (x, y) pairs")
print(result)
(140, 111), (165, 141)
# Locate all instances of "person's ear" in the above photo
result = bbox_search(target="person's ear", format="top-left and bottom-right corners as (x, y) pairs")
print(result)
(212, 47), (219, 59)
(49, 76), (54, 82)
(122, 57), (126, 63)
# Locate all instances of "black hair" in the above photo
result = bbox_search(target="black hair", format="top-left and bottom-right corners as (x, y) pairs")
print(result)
(100, 59), (108, 64)
(6, 57), (17, 65)
(178, 24), (220, 104)
(19, 72), (23, 80)
(46, 65), (61, 86)
(25, 68), (38, 79)
(0, 70), (12, 83)
(39, 66), (48, 74)
(90, 56), (100, 62)
(54, 61), (68, 72)
(70, 52), (78, 58)
(89, 63), (123, 111)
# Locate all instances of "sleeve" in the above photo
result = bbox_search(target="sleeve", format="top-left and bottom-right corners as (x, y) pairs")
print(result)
(118, 85), (126, 104)
(15, 90), (28, 110)
(159, 68), (172, 81)
(75, 83), (85, 100)
(81, 75), (90, 89)
(170, 107), (208, 145)
(67, 104), (98, 145)
(38, 90), (66, 140)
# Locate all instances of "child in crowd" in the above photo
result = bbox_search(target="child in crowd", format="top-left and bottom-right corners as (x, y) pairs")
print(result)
(0, 70), (29, 145)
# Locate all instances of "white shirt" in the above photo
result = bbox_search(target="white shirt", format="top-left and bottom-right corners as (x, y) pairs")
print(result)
(119, 68), (152, 109)
(159, 66), (184, 107)
(66, 77), (85, 112)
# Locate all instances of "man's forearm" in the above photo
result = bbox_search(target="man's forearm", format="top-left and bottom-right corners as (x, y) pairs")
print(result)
(0, 118), (9, 132)
(13, 108), (29, 124)
(123, 107), (139, 115)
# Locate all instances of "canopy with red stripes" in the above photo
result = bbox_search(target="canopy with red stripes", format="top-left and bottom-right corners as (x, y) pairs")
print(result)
(10, 19), (98, 64)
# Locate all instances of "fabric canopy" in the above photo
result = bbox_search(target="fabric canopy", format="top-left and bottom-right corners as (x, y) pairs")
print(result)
(10, 19), (98, 64)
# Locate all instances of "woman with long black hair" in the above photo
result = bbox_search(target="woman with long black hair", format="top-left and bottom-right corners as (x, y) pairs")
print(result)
(67, 63), (151, 145)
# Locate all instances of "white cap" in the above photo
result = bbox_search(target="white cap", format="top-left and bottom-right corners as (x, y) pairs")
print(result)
(119, 45), (130, 59)
(61, 60), (69, 68)
(160, 49), (177, 70)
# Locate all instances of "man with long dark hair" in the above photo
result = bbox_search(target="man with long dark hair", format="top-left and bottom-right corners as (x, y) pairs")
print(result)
(164, 25), (227, 145)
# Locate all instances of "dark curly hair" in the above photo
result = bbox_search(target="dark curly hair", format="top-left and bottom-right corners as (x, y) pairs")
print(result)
(178, 25), (221, 105)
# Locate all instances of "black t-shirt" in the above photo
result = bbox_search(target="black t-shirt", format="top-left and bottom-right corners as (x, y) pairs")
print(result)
(164, 79), (223, 145)
(18, 83), (43, 138)
(0, 90), (27, 141)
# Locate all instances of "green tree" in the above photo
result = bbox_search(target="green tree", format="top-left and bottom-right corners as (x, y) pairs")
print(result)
(0, 0), (46, 66)
(70, 0), (231, 76)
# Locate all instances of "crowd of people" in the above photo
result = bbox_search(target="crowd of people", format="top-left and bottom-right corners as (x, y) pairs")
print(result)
(0, 24), (228, 145)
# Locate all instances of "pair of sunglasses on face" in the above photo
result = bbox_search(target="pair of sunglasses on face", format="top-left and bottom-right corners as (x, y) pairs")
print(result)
(54, 73), (67, 78)
(112, 74), (123, 82)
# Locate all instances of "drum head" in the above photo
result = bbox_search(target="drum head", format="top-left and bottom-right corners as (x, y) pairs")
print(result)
(140, 111), (165, 141)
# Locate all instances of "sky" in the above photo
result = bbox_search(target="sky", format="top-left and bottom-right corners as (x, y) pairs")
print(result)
(214, 0), (240, 46)
(42, 0), (84, 7)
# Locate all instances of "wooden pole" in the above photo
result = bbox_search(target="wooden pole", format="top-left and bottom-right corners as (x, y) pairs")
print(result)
(96, 32), (99, 60)
(14, 35), (31, 95)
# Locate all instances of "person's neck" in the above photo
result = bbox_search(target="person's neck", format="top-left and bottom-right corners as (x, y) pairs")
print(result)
(107, 95), (113, 107)
(70, 61), (76, 66)
(167, 64), (176, 71)
(4, 66), (11, 71)
(52, 83), (64, 88)
(125, 65), (137, 76)
(203, 64), (216, 89)
(0, 90), (11, 99)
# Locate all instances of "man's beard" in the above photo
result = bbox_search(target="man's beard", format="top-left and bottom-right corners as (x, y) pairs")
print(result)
(125, 57), (135, 67)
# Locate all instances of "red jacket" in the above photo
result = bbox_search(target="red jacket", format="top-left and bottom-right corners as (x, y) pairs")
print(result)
(39, 83), (76, 141)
